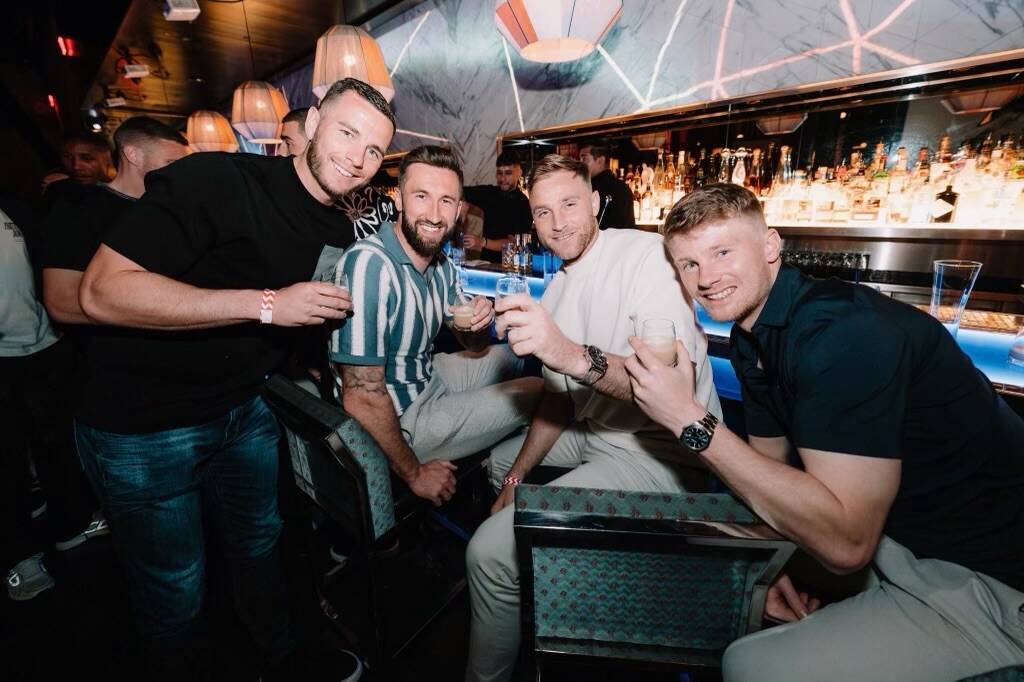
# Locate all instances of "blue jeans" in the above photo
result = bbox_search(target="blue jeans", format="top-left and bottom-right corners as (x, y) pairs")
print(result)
(75, 395), (295, 681)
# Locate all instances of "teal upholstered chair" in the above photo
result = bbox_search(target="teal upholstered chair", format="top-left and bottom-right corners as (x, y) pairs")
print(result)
(263, 373), (479, 670)
(514, 485), (796, 678)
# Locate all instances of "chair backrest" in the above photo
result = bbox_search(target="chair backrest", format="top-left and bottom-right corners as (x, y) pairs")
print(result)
(959, 667), (1024, 682)
(514, 485), (795, 670)
(263, 374), (397, 541)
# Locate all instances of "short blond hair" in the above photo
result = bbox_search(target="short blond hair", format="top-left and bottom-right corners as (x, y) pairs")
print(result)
(526, 154), (590, 193)
(663, 183), (765, 237)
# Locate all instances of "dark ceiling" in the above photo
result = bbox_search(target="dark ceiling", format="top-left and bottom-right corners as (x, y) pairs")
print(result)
(86, 0), (347, 131)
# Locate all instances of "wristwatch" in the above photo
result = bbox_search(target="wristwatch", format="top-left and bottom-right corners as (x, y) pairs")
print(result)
(679, 411), (719, 453)
(578, 345), (608, 386)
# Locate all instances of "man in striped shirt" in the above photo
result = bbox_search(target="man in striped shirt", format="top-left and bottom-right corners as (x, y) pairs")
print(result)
(329, 146), (543, 506)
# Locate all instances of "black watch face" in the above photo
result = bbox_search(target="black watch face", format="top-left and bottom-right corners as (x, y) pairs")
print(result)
(682, 425), (711, 451)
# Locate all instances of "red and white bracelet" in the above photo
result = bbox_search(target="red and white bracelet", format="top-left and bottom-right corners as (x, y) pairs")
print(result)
(259, 289), (275, 324)
(501, 474), (521, 489)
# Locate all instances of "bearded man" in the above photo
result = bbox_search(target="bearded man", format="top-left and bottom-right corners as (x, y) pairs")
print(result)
(330, 145), (542, 506)
(77, 78), (396, 682)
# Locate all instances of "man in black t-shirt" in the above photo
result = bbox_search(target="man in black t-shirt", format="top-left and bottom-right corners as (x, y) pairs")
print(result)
(463, 151), (532, 258)
(76, 79), (395, 682)
(580, 143), (635, 229)
(32, 118), (189, 554)
(626, 183), (1024, 681)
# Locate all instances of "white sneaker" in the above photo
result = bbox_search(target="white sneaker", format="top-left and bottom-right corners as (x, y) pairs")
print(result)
(7, 553), (55, 601)
(54, 512), (110, 551)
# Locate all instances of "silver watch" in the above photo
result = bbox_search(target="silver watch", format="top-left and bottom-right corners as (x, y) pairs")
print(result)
(578, 345), (608, 386)
(679, 411), (719, 452)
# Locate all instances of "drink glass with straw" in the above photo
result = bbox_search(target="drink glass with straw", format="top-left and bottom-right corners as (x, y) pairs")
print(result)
(451, 285), (475, 332)
(641, 318), (678, 366)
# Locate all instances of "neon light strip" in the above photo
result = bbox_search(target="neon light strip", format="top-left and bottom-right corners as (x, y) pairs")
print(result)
(389, 10), (432, 78)
(597, 44), (646, 108)
(711, 0), (737, 99)
(502, 38), (526, 133)
(644, 0), (690, 107)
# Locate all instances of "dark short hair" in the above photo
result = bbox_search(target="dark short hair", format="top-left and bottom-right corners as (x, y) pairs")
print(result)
(526, 153), (589, 193)
(112, 116), (188, 158)
(282, 107), (309, 126)
(496, 150), (520, 168)
(318, 78), (395, 131)
(399, 145), (464, 192)
(663, 183), (765, 237)
(580, 144), (610, 162)
(63, 132), (112, 155)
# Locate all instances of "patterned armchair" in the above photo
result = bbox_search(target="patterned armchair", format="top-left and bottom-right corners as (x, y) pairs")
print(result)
(514, 485), (796, 678)
(263, 373), (477, 670)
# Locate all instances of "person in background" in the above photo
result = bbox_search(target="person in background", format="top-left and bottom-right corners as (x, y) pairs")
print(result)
(627, 183), (1024, 682)
(462, 151), (533, 258)
(61, 132), (115, 185)
(42, 116), (191, 326)
(40, 132), (116, 212)
(75, 78), (395, 682)
(331, 145), (542, 507)
(277, 108), (310, 157)
(0, 195), (64, 601)
(464, 155), (720, 682)
(580, 143), (635, 229)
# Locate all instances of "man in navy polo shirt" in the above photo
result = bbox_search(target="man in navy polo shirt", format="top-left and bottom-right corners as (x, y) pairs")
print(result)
(626, 182), (1024, 681)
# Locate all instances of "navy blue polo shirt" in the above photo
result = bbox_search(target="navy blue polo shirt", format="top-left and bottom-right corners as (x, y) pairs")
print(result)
(731, 265), (1024, 591)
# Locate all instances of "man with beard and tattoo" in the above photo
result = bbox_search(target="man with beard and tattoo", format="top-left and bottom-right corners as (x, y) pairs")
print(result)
(330, 146), (543, 506)
(76, 78), (395, 682)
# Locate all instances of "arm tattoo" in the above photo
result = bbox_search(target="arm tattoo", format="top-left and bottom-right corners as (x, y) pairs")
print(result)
(340, 364), (389, 396)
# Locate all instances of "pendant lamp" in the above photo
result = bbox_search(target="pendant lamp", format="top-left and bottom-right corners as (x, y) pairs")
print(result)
(312, 25), (394, 102)
(186, 110), (239, 152)
(495, 0), (623, 64)
(231, 81), (290, 143)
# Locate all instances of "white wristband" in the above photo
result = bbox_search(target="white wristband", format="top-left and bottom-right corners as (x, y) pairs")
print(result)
(259, 289), (275, 324)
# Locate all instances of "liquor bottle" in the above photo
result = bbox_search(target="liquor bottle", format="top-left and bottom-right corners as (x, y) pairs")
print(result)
(653, 151), (665, 190)
(625, 164), (635, 184)
(618, 167), (625, 181)
(893, 146), (908, 175)
(632, 179), (642, 221)
(760, 144), (776, 195)
(718, 148), (733, 183)
(937, 135), (953, 163)
(913, 147), (930, 179)
(665, 148), (676, 190)
(931, 184), (959, 223)
(731, 147), (748, 186)
(778, 145), (793, 185)
(978, 133), (994, 169)
(836, 156), (849, 184)
(748, 147), (763, 194)
(695, 148), (709, 187)
(871, 141), (888, 177)
(641, 184), (654, 222)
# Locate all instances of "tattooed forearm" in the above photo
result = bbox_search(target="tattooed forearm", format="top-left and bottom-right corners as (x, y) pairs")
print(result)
(340, 364), (389, 396)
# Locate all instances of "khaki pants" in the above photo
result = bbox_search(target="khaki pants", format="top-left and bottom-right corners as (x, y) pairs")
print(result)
(723, 536), (1024, 682)
(464, 423), (709, 682)
(399, 345), (542, 462)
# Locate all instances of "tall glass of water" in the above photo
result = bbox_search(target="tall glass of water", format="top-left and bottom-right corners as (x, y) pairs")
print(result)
(1009, 322), (1024, 368)
(495, 274), (529, 301)
(929, 260), (982, 338)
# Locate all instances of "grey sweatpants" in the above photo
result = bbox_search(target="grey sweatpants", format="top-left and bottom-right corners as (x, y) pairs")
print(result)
(464, 422), (710, 682)
(723, 536), (1024, 682)
(399, 344), (542, 462)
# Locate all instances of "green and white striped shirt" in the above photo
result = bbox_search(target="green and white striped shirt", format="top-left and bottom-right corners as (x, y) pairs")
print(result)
(329, 222), (459, 415)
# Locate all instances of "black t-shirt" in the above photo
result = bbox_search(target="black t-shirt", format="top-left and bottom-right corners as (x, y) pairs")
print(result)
(731, 265), (1024, 591)
(85, 153), (355, 433)
(335, 184), (397, 240)
(463, 184), (533, 239)
(591, 170), (636, 229)
(40, 183), (135, 272)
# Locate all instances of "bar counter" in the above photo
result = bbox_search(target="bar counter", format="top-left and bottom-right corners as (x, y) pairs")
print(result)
(462, 266), (1024, 401)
